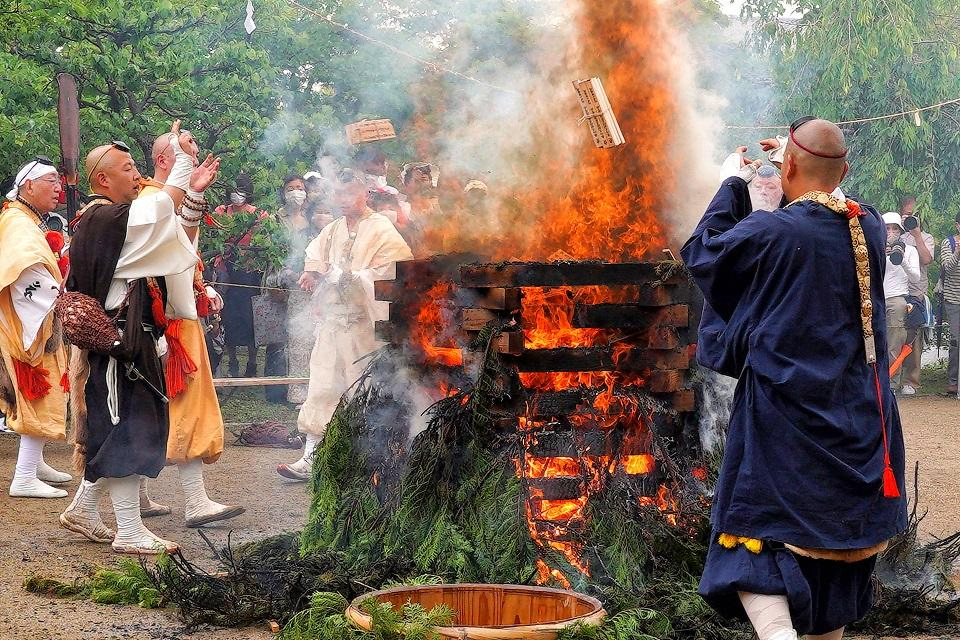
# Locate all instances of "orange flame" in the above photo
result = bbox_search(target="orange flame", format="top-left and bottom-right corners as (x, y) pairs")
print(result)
(411, 281), (463, 367)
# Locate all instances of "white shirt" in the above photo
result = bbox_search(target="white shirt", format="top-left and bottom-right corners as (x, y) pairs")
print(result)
(883, 243), (921, 299)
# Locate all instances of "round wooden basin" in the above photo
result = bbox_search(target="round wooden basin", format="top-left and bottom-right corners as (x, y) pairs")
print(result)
(345, 583), (606, 639)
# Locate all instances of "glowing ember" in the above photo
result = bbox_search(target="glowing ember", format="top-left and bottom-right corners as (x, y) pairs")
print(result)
(621, 454), (655, 475)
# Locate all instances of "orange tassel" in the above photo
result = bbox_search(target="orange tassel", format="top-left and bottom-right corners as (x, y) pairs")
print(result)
(163, 320), (197, 399)
(14, 360), (52, 401)
(60, 371), (70, 393)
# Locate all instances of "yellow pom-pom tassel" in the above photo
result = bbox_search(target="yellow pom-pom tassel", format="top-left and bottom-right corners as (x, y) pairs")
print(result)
(717, 533), (739, 549)
(741, 537), (763, 554)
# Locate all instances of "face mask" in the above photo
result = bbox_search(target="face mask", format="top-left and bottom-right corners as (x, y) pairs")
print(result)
(230, 192), (247, 206)
(286, 189), (307, 207)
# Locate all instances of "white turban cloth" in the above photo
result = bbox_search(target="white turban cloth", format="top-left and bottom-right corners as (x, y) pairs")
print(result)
(6, 161), (58, 201)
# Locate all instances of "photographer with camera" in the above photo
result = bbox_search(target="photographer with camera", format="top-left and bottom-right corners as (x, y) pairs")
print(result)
(897, 196), (935, 395)
(939, 212), (960, 396)
(882, 213), (921, 394)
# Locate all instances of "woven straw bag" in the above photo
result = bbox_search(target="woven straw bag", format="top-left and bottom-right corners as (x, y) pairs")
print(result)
(55, 290), (125, 354)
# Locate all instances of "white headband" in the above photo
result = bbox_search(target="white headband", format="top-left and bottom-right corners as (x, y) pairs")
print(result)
(6, 160), (57, 201)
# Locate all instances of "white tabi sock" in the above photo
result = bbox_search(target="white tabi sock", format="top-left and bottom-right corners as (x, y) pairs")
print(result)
(738, 592), (799, 640)
(38, 446), (72, 484)
(178, 459), (244, 527)
(807, 629), (845, 640)
(10, 435), (66, 498)
(107, 475), (178, 554)
(302, 433), (321, 465)
(139, 476), (171, 516)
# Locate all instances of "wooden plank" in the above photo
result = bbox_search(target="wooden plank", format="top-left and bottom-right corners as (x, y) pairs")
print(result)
(647, 326), (680, 350)
(468, 287), (522, 311)
(374, 279), (397, 302)
(214, 377), (310, 388)
(460, 261), (687, 288)
(461, 307), (501, 331)
(572, 304), (688, 330)
(509, 347), (689, 372)
(671, 389), (695, 413)
(492, 331), (525, 355)
(375, 320), (400, 344)
(633, 285), (689, 307)
(648, 370), (683, 394)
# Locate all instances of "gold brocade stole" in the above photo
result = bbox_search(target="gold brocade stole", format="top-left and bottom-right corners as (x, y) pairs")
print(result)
(788, 191), (877, 364)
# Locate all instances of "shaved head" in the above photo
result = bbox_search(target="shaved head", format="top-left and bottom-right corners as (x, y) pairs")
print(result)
(152, 134), (173, 165)
(781, 119), (849, 200)
(85, 144), (141, 203)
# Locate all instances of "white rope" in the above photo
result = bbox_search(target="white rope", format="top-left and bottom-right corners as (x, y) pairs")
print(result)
(726, 97), (960, 130)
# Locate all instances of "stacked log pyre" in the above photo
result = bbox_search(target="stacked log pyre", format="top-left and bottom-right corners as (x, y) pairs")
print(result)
(374, 256), (702, 585)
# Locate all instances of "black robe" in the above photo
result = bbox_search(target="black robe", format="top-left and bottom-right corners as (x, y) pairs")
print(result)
(67, 202), (169, 482)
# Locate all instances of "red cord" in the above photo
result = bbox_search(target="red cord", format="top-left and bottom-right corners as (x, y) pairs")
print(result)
(873, 362), (901, 498)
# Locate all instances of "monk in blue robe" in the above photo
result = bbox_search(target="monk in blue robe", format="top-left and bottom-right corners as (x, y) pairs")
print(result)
(681, 119), (907, 640)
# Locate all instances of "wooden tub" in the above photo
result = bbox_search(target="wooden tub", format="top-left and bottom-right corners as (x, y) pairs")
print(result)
(345, 583), (606, 639)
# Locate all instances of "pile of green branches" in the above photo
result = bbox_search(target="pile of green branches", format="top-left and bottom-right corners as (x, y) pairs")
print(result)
(24, 557), (163, 608)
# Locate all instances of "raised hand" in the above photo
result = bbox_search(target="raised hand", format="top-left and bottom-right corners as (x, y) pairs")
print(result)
(189, 154), (220, 194)
(759, 138), (781, 152)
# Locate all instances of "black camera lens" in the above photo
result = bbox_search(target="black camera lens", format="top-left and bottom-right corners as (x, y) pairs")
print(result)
(889, 241), (905, 266)
(903, 215), (919, 231)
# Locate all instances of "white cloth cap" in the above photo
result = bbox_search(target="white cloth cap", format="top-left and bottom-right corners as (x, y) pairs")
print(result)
(6, 161), (57, 200)
(882, 212), (904, 230)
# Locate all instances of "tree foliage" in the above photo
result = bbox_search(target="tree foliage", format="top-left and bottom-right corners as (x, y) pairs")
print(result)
(0, 0), (539, 208)
(735, 0), (960, 240)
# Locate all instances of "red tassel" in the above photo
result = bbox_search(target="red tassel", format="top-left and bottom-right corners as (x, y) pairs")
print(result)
(148, 280), (169, 330)
(163, 320), (197, 399)
(195, 282), (210, 318)
(60, 371), (70, 393)
(883, 465), (900, 498)
(872, 363), (901, 499)
(57, 256), (70, 279)
(13, 360), (52, 401)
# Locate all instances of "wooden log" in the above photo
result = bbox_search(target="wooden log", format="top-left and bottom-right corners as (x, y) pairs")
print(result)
(572, 304), (688, 330)
(648, 370), (684, 394)
(526, 478), (585, 500)
(671, 389), (696, 413)
(510, 347), (689, 372)
(460, 261), (687, 287)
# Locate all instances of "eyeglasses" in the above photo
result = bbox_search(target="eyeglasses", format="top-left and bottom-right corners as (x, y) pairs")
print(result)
(86, 141), (132, 184)
(789, 116), (816, 133)
(14, 156), (56, 189)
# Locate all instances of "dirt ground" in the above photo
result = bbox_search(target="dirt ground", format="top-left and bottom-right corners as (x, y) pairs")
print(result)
(0, 395), (956, 640)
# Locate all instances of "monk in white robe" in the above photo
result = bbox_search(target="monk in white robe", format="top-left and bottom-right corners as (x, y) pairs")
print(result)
(278, 169), (412, 481)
